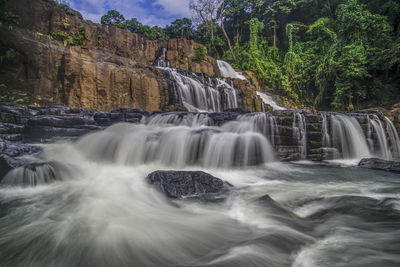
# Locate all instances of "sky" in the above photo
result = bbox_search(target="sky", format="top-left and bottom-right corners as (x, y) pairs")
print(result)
(68, 0), (191, 27)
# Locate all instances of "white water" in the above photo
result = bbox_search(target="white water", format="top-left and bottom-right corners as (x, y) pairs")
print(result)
(154, 47), (170, 68)
(75, 121), (275, 168)
(238, 113), (280, 146)
(217, 60), (247, 80)
(256, 91), (286, 111)
(293, 113), (307, 159)
(369, 115), (392, 160)
(1, 112), (400, 266)
(331, 115), (371, 159)
(385, 116), (400, 160)
(161, 68), (238, 112)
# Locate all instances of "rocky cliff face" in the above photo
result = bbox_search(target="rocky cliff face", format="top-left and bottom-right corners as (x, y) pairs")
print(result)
(1, 0), (248, 112)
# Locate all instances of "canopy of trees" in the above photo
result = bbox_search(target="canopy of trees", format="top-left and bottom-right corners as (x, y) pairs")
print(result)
(100, 0), (400, 110)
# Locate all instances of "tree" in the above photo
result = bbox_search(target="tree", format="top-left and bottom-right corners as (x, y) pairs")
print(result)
(190, 0), (222, 41)
(101, 10), (125, 28)
(265, 0), (296, 47)
(124, 18), (143, 33)
(218, 1), (236, 61)
(165, 18), (194, 39)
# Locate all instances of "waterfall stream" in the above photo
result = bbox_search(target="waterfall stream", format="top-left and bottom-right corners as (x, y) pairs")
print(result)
(1, 49), (400, 267)
(217, 60), (247, 80)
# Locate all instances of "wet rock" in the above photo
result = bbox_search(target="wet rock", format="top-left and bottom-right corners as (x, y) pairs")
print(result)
(0, 155), (17, 182)
(359, 158), (400, 173)
(146, 171), (232, 201)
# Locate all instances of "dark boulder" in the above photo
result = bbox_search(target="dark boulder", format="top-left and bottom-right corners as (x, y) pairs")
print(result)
(359, 158), (400, 173)
(146, 171), (232, 201)
(0, 155), (17, 182)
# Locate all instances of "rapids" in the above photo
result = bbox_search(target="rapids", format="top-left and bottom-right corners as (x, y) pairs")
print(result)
(1, 112), (400, 267)
(0, 56), (399, 267)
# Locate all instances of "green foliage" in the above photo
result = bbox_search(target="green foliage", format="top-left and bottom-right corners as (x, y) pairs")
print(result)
(101, 10), (125, 27)
(93, 0), (400, 110)
(0, 0), (20, 25)
(193, 46), (207, 62)
(51, 27), (87, 46)
(165, 18), (194, 39)
(0, 85), (29, 104)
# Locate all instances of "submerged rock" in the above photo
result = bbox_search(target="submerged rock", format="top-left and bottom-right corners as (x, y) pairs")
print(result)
(146, 171), (232, 201)
(359, 158), (400, 173)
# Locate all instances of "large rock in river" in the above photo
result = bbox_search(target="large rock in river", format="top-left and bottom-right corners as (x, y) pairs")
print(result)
(359, 158), (400, 173)
(146, 171), (232, 201)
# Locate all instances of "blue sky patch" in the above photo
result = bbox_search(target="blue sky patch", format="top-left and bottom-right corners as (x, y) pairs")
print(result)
(68, 0), (191, 26)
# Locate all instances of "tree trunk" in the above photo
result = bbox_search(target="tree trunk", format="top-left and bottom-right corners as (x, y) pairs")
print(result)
(221, 16), (236, 62)
(273, 26), (277, 47)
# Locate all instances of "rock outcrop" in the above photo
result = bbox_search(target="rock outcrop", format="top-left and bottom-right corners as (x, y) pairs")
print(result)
(146, 171), (232, 201)
(359, 158), (400, 173)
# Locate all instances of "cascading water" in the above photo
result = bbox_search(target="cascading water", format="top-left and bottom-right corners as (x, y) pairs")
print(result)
(321, 112), (331, 148)
(256, 91), (286, 111)
(217, 60), (247, 80)
(154, 47), (170, 68)
(238, 113), (280, 146)
(293, 112), (307, 159)
(143, 112), (212, 127)
(1, 109), (400, 266)
(75, 122), (274, 168)
(155, 49), (239, 112)
(368, 115), (392, 160)
(160, 68), (239, 112)
(385, 116), (400, 160)
(330, 115), (371, 159)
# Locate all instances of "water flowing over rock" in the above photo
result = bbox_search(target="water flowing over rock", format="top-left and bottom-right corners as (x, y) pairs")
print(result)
(217, 60), (247, 80)
(330, 114), (371, 159)
(2, 102), (400, 182)
(160, 68), (239, 112)
(256, 91), (286, 111)
(0, 103), (400, 267)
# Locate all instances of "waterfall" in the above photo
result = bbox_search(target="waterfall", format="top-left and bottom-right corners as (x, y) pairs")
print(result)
(368, 115), (392, 160)
(153, 48), (240, 112)
(238, 113), (280, 146)
(217, 60), (246, 80)
(256, 91), (286, 111)
(330, 115), (371, 159)
(154, 47), (170, 68)
(293, 113), (307, 159)
(384, 116), (400, 160)
(160, 68), (239, 112)
(321, 112), (331, 147)
(76, 122), (275, 168)
(143, 113), (212, 127)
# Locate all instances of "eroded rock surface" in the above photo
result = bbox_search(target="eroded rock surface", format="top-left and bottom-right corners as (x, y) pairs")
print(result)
(359, 158), (400, 173)
(146, 171), (232, 201)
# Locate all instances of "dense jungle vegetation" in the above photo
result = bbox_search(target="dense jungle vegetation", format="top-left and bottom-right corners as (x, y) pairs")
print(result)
(5, 0), (397, 110)
(99, 0), (400, 110)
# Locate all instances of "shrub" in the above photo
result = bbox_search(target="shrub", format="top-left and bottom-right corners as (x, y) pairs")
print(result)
(193, 46), (206, 63)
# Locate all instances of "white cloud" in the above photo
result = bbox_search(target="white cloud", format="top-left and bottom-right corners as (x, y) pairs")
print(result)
(153, 0), (191, 18)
